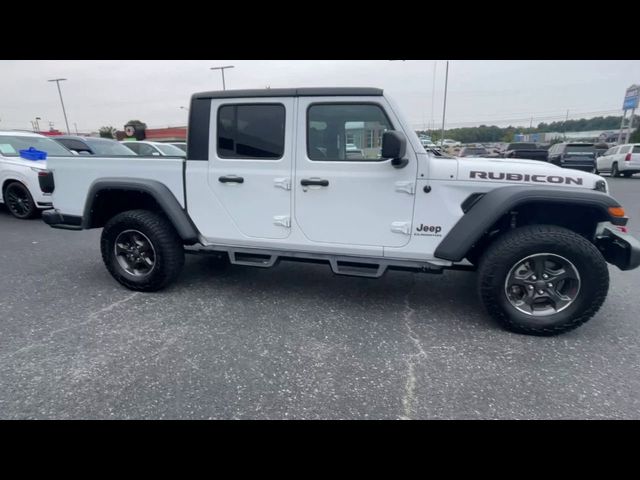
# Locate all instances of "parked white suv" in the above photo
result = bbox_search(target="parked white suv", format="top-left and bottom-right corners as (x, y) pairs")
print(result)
(596, 144), (640, 177)
(0, 131), (72, 219)
(121, 141), (186, 157)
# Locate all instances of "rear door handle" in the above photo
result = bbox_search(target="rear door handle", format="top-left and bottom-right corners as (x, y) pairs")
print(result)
(300, 179), (329, 187)
(219, 175), (244, 184)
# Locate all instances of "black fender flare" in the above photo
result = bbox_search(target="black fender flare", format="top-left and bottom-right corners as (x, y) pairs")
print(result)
(83, 178), (199, 245)
(434, 185), (625, 262)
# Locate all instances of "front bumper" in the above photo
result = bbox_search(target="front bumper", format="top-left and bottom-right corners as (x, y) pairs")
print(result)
(42, 210), (83, 230)
(595, 222), (640, 271)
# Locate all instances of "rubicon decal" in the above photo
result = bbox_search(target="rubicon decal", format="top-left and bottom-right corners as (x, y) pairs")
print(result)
(470, 171), (583, 185)
(414, 224), (443, 236)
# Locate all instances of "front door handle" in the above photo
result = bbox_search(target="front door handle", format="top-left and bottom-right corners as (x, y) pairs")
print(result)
(219, 175), (244, 184)
(300, 179), (329, 187)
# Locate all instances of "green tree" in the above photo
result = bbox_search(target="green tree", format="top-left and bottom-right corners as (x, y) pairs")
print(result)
(630, 128), (640, 143)
(99, 126), (116, 139)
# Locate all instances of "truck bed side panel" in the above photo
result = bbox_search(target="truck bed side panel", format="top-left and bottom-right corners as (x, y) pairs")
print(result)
(47, 156), (185, 216)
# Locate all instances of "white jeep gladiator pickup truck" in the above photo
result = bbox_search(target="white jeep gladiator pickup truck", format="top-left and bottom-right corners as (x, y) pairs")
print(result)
(40, 88), (640, 335)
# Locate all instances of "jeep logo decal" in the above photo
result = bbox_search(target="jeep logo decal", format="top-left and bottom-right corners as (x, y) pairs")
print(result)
(414, 224), (442, 236)
(470, 171), (583, 186)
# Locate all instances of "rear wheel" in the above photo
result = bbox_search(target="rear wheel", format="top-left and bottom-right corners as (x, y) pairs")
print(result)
(3, 182), (37, 219)
(611, 162), (620, 177)
(478, 225), (609, 336)
(101, 210), (185, 291)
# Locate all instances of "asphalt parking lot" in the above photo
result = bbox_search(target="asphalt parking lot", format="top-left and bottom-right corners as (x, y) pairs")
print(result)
(1, 177), (640, 419)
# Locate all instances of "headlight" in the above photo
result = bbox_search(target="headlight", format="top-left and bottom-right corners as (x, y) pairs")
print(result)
(594, 179), (608, 193)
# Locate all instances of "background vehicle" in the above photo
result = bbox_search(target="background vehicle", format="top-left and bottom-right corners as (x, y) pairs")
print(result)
(596, 143), (640, 177)
(548, 142), (596, 172)
(54, 135), (138, 156)
(121, 141), (186, 157)
(345, 143), (364, 159)
(41, 87), (640, 336)
(0, 131), (72, 219)
(169, 142), (187, 153)
(459, 146), (488, 157)
(594, 142), (610, 158)
(502, 142), (548, 162)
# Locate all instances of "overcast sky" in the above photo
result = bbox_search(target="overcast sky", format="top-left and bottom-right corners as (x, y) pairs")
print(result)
(1, 60), (638, 133)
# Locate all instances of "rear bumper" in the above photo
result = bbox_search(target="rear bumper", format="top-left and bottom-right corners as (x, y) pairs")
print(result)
(561, 163), (595, 171)
(595, 222), (640, 271)
(42, 210), (83, 230)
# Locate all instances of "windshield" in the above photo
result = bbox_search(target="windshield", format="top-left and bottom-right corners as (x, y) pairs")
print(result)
(0, 134), (73, 157)
(464, 148), (487, 155)
(155, 143), (186, 156)
(565, 145), (595, 156)
(86, 138), (137, 156)
(508, 143), (537, 150)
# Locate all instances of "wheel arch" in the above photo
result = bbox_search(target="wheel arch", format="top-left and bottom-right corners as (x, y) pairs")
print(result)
(83, 178), (199, 245)
(435, 185), (625, 263)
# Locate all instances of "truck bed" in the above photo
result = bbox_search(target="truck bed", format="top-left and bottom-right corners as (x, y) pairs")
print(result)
(47, 155), (186, 217)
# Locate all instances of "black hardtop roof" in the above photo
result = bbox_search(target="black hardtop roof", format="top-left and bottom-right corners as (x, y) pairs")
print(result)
(192, 87), (383, 100)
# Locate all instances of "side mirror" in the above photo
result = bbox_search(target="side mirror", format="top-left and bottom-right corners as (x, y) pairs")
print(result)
(78, 151), (91, 156)
(381, 131), (408, 168)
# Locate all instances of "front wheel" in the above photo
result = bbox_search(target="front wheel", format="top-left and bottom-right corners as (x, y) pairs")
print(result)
(4, 182), (38, 219)
(101, 210), (185, 292)
(478, 225), (609, 335)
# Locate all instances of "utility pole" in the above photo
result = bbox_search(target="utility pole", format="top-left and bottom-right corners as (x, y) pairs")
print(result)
(431, 61), (437, 133)
(440, 61), (449, 147)
(210, 65), (235, 90)
(48, 78), (71, 134)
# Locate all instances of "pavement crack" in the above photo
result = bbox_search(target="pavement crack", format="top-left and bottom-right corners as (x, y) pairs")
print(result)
(0, 292), (140, 363)
(400, 276), (426, 420)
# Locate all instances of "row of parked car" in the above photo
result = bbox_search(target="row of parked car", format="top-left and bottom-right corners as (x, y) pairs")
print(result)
(452, 141), (640, 177)
(0, 130), (188, 220)
(52, 136), (187, 157)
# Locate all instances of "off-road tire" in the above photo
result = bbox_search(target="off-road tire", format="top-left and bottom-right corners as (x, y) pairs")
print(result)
(4, 181), (38, 219)
(101, 209), (185, 292)
(478, 225), (609, 336)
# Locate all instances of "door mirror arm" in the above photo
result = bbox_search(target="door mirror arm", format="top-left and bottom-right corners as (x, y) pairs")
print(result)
(391, 157), (409, 169)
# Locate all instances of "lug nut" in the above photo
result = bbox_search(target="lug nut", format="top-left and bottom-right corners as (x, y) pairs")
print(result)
(538, 289), (544, 294)
(531, 275), (537, 281)
(547, 283), (553, 288)
(528, 285), (534, 290)
(542, 274), (548, 279)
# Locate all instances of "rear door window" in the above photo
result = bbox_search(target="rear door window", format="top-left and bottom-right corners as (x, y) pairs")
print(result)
(217, 104), (285, 159)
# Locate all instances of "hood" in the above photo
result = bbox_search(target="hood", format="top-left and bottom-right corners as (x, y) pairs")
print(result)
(456, 156), (604, 190)
(0, 155), (47, 170)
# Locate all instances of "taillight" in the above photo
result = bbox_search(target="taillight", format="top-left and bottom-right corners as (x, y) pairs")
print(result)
(625, 153), (632, 162)
(38, 170), (55, 194)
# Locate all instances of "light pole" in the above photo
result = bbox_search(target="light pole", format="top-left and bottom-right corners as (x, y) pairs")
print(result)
(440, 61), (449, 148)
(48, 78), (71, 134)
(35, 117), (41, 132)
(210, 65), (234, 90)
